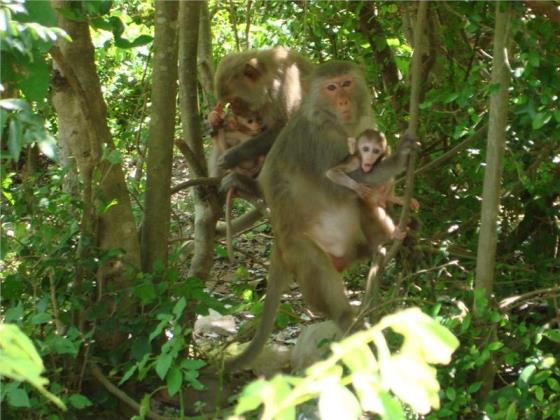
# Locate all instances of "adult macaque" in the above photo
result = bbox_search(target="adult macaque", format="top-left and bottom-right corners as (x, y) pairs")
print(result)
(225, 61), (417, 371)
(208, 104), (266, 261)
(326, 128), (419, 240)
(212, 47), (314, 176)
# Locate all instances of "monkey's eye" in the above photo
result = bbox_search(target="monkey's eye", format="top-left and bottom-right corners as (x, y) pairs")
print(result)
(341, 80), (352, 88)
(372, 148), (381, 154)
(326, 84), (337, 91)
(247, 119), (254, 123)
(361, 146), (371, 152)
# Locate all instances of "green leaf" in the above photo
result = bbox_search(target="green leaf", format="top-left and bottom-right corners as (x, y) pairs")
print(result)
(118, 365), (137, 386)
(319, 383), (361, 420)
(269, 377), (295, 420)
(31, 312), (52, 325)
(155, 353), (173, 380)
(543, 329), (560, 343)
(532, 112), (551, 130)
(20, 54), (50, 102)
(533, 385), (544, 401)
(505, 401), (517, 420)
(235, 379), (268, 415)
(340, 342), (377, 373)
(23, 1), (57, 26)
(388, 308), (459, 365)
(351, 373), (380, 413)
(488, 341), (504, 351)
(519, 365), (536, 386)
(166, 367), (182, 397)
(45, 336), (78, 357)
(467, 381), (482, 393)
(446, 387), (456, 401)
(547, 377), (560, 392)
(7, 387), (31, 408)
(377, 391), (405, 420)
(380, 354), (440, 415)
(68, 394), (93, 409)
(172, 297), (187, 318)
(115, 34), (153, 49)
(180, 359), (206, 371)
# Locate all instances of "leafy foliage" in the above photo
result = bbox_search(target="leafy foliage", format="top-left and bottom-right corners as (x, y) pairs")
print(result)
(1, 0), (559, 418)
(233, 308), (459, 419)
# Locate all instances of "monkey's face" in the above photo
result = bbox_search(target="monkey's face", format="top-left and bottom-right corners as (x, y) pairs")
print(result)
(237, 114), (264, 136)
(358, 138), (384, 173)
(320, 75), (355, 123)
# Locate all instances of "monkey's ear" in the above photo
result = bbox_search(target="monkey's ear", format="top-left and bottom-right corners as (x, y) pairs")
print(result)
(243, 59), (262, 81)
(347, 137), (357, 154)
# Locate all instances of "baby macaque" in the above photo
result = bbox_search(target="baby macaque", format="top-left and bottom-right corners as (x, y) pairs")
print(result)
(208, 102), (265, 177)
(208, 103), (266, 261)
(326, 129), (419, 240)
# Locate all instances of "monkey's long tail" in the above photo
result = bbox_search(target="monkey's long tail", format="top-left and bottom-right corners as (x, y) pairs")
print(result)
(225, 248), (285, 372)
(225, 188), (235, 263)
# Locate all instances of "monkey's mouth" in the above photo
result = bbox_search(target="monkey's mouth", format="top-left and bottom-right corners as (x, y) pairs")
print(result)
(361, 163), (374, 173)
(340, 111), (352, 121)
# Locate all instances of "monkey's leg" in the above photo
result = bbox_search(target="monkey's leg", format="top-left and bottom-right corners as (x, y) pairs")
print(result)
(220, 172), (261, 199)
(225, 246), (291, 372)
(284, 236), (355, 333)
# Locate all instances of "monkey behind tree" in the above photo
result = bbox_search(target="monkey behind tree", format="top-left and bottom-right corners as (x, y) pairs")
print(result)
(212, 46), (314, 173)
(225, 61), (417, 372)
(208, 104), (266, 262)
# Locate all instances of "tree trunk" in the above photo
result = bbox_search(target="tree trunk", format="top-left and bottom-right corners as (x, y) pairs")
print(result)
(141, 0), (179, 272)
(475, 2), (511, 301)
(50, 0), (141, 348)
(197, 0), (215, 105)
(474, 1), (512, 398)
(178, 1), (221, 280)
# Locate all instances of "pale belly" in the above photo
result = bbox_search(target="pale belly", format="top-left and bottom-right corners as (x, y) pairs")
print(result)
(306, 204), (363, 258)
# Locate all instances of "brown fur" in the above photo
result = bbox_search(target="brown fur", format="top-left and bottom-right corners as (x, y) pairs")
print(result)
(212, 47), (314, 173)
(226, 61), (416, 371)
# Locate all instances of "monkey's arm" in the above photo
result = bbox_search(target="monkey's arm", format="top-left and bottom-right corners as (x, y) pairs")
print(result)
(326, 157), (368, 197)
(218, 125), (283, 169)
(349, 135), (417, 188)
(386, 194), (420, 210)
(220, 171), (262, 198)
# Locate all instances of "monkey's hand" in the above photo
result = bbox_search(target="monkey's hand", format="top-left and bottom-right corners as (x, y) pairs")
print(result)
(218, 126), (281, 169)
(220, 172), (262, 199)
(357, 184), (377, 201)
(394, 133), (420, 166)
(208, 110), (224, 127)
(410, 198), (420, 211)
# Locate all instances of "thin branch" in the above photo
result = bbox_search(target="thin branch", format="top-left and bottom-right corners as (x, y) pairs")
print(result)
(362, 1), (428, 316)
(414, 123), (488, 178)
(90, 364), (173, 420)
(171, 177), (220, 195)
(174, 139), (205, 176)
(499, 286), (560, 310)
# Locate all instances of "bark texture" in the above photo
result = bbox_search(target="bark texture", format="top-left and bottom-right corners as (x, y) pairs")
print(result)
(475, 2), (511, 297)
(141, 0), (179, 272)
(178, 1), (221, 280)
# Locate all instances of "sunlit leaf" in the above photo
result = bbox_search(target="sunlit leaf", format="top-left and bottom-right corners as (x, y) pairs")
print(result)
(319, 382), (361, 420)
(380, 354), (440, 415)
(235, 379), (268, 415)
